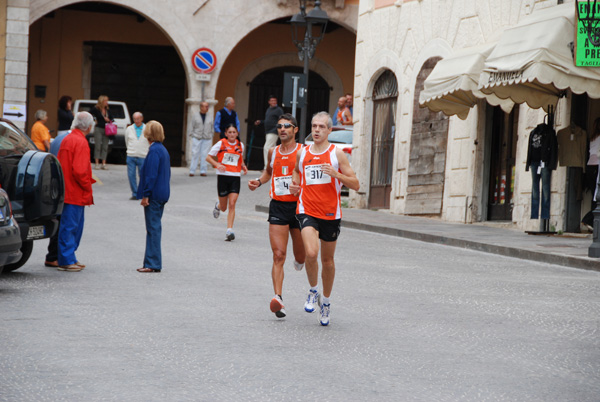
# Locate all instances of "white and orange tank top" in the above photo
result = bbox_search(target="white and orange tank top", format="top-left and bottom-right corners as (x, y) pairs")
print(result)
(297, 143), (342, 220)
(214, 138), (244, 176)
(270, 143), (303, 202)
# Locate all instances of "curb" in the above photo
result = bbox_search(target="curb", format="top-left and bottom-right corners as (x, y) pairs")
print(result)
(255, 205), (600, 273)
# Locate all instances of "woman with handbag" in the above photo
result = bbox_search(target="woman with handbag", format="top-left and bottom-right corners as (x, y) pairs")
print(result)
(89, 94), (113, 170)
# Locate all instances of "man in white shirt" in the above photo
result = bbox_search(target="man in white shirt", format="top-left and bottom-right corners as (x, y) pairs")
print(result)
(125, 112), (150, 200)
(189, 101), (214, 177)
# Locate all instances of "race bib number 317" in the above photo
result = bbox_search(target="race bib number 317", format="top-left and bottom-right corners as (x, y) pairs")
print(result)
(305, 164), (331, 185)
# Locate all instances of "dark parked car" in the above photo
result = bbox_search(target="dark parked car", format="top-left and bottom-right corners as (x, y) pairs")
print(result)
(0, 118), (64, 273)
(0, 188), (22, 274)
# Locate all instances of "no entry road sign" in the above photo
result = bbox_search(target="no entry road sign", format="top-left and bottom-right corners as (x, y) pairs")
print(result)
(191, 48), (217, 74)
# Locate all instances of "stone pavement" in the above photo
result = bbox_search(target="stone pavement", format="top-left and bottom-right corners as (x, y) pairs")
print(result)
(256, 204), (600, 272)
(2, 166), (599, 401)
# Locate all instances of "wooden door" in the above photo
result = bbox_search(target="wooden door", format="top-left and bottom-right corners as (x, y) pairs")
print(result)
(89, 41), (185, 165)
(405, 58), (449, 215)
(368, 71), (398, 209)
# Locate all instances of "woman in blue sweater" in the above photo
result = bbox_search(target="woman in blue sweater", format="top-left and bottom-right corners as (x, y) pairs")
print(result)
(136, 120), (171, 273)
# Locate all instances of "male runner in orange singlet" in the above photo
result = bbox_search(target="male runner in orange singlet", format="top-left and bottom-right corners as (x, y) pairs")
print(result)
(290, 111), (359, 326)
(248, 114), (306, 318)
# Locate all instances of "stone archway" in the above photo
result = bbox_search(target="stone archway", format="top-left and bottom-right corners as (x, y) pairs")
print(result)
(368, 70), (398, 210)
(244, 66), (331, 170)
(29, 0), (192, 79)
(28, 2), (189, 164)
(235, 53), (344, 144)
(350, 49), (403, 210)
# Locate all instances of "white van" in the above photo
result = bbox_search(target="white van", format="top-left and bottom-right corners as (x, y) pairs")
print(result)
(72, 100), (131, 162)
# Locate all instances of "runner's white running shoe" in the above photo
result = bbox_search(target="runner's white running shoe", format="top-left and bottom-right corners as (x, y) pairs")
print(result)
(213, 202), (220, 218)
(319, 303), (330, 326)
(293, 260), (304, 271)
(304, 289), (321, 313)
(270, 296), (286, 318)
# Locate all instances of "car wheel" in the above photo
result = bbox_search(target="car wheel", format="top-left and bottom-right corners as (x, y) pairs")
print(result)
(3, 240), (34, 272)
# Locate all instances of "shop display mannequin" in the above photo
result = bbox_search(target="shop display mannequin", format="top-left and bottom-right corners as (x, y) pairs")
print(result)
(526, 123), (558, 221)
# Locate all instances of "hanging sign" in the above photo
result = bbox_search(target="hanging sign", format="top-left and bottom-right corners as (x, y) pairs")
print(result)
(575, 1), (600, 66)
(191, 47), (217, 74)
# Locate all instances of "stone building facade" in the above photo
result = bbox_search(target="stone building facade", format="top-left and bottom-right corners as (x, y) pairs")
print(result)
(1, 0), (358, 166)
(350, 0), (593, 233)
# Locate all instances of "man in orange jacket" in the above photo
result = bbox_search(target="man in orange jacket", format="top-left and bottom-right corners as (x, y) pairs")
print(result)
(57, 111), (96, 272)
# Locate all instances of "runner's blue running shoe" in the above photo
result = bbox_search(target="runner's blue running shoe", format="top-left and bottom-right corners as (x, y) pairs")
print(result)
(304, 289), (321, 313)
(319, 303), (330, 326)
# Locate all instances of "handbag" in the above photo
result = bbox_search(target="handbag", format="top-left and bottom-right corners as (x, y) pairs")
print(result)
(105, 122), (118, 136)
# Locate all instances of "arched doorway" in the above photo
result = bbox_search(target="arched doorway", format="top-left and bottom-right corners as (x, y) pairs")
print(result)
(368, 70), (398, 209)
(245, 67), (330, 170)
(485, 105), (519, 221)
(405, 57), (449, 215)
(28, 3), (187, 165)
(215, 17), (356, 155)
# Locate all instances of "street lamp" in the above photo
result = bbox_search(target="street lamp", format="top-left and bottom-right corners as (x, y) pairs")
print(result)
(290, 0), (329, 143)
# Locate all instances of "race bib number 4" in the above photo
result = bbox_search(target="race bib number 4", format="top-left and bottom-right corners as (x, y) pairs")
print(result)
(274, 175), (292, 196)
(305, 164), (331, 185)
(222, 153), (240, 166)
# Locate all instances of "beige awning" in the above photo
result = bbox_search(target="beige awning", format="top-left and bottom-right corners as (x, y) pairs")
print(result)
(419, 43), (514, 120)
(479, 3), (600, 111)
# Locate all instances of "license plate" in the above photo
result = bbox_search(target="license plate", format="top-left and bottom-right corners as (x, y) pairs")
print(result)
(27, 225), (45, 240)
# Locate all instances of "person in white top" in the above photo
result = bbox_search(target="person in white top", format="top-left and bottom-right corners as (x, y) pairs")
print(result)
(188, 101), (214, 177)
(125, 112), (150, 200)
(206, 125), (248, 241)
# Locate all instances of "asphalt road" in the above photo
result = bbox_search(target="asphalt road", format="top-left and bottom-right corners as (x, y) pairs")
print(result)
(1, 165), (599, 402)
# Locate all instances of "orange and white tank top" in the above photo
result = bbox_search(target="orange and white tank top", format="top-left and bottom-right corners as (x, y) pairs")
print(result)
(215, 138), (244, 176)
(270, 143), (303, 202)
(297, 143), (342, 220)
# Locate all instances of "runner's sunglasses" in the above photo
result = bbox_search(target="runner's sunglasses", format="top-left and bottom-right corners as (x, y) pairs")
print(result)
(276, 123), (295, 129)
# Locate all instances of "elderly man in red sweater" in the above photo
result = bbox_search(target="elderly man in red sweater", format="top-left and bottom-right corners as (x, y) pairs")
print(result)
(57, 111), (96, 272)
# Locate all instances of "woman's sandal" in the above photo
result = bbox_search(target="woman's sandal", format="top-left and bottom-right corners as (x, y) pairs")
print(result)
(136, 267), (160, 273)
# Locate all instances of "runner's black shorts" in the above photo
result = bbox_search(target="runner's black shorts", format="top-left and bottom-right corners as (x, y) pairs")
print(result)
(296, 213), (341, 242)
(217, 175), (241, 197)
(268, 200), (300, 229)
